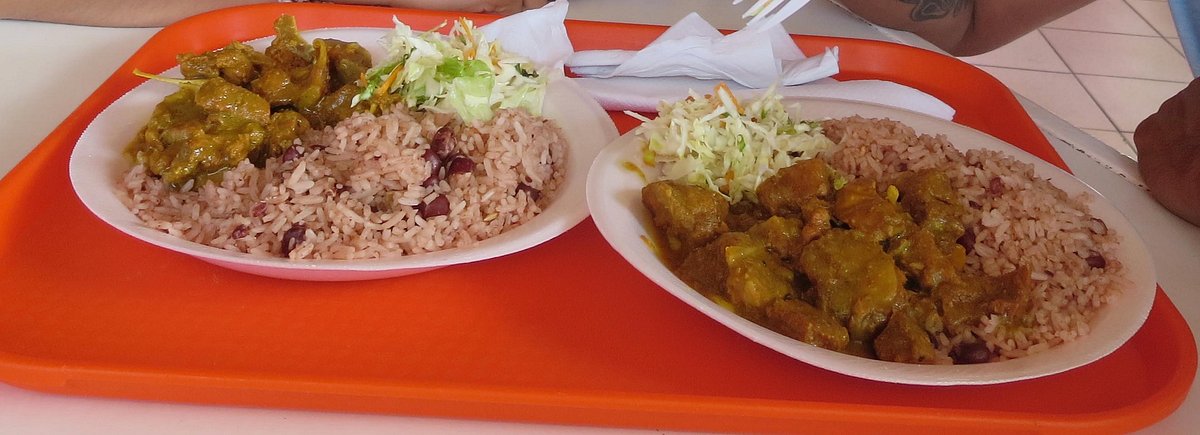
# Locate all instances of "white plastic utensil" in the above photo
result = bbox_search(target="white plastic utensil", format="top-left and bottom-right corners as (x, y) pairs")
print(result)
(734, 0), (812, 30)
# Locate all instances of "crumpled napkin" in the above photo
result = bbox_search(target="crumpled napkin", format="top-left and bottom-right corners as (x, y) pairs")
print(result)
(480, 1), (955, 120)
(480, 0), (574, 73)
(574, 76), (957, 120)
(566, 12), (839, 88)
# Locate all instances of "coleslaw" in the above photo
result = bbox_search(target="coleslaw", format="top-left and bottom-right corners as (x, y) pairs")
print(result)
(354, 17), (546, 122)
(628, 84), (833, 203)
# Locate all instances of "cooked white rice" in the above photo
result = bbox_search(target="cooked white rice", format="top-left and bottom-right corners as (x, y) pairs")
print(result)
(120, 107), (566, 260)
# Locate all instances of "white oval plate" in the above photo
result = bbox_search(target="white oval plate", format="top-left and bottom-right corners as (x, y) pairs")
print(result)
(69, 28), (618, 281)
(586, 97), (1155, 385)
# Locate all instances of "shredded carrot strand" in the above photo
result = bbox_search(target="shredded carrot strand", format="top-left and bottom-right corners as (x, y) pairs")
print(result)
(459, 17), (477, 59)
(714, 82), (743, 114)
(376, 65), (404, 98)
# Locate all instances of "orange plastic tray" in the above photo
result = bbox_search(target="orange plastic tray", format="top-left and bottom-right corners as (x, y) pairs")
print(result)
(0, 4), (1193, 433)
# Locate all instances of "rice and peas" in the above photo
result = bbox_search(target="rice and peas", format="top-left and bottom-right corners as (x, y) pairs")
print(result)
(633, 86), (1124, 362)
(119, 17), (567, 260)
(122, 108), (565, 259)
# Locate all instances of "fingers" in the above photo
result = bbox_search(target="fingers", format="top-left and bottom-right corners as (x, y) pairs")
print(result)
(1134, 76), (1200, 225)
(1134, 77), (1200, 151)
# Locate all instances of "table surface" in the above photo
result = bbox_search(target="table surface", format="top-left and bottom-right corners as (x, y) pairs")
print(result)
(1, 1), (1196, 433)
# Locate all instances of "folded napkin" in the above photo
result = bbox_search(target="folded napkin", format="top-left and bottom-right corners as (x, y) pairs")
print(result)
(567, 12), (838, 88)
(574, 76), (957, 120)
(480, 0), (574, 73)
(480, 1), (955, 120)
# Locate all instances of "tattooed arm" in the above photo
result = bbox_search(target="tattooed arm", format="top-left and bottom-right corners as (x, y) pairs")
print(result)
(836, 0), (1094, 56)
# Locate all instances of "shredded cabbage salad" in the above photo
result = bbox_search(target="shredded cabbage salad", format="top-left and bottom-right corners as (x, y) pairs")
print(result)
(628, 84), (834, 203)
(354, 17), (546, 123)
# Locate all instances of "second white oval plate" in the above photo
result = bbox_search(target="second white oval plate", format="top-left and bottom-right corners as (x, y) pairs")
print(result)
(585, 97), (1155, 385)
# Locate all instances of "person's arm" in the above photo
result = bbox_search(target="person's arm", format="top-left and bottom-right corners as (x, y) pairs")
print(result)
(0, 0), (548, 27)
(836, 0), (1094, 56)
(353, 0), (548, 16)
(1134, 77), (1200, 227)
(0, 0), (270, 27)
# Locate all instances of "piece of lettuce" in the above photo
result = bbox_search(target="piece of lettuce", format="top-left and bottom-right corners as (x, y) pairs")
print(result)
(356, 17), (547, 122)
(440, 58), (497, 122)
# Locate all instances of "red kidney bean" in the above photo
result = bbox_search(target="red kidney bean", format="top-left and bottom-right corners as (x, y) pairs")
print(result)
(516, 183), (541, 202)
(281, 223), (307, 257)
(1089, 218), (1108, 236)
(987, 177), (1004, 196)
(431, 126), (455, 158)
(422, 147), (444, 187)
(953, 341), (992, 364)
(422, 172), (441, 187)
(251, 202), (268, 217)
(418, 195), (451, 218)
(231, 224), (248, 239)
(281, 145), (302, 163)
(446, 155), (475, 175)
(956, 227), (976, 254)
(422, 147), (442, 167)
(1085, 251), (1107, 269)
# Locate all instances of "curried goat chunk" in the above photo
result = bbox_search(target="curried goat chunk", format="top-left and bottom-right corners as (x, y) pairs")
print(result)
(799, 229), (906, 344)
(764, 298), (850, 352)
(747, 216), (807, 268)
(675, 233), (751, 298)
(642, 180), (730, 260)
(875, 295), (943, 364)
(833, 178), (913, 243)
(934, 266), (1035, 335)
(721, 234), (850, 352)
(724, 237), (794, 312)
(890, 228), (966, 290)
(756, 158), (837, 216)
(895, 169), (967, 249)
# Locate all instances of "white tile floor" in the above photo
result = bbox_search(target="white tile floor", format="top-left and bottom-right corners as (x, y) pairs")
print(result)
(957, 0), (1194, 159)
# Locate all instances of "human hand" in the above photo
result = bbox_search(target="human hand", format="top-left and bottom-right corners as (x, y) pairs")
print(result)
(1134, 77), (1200, 226)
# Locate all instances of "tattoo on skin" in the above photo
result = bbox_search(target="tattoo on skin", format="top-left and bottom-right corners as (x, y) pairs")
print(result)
(900, 0), (973, 22)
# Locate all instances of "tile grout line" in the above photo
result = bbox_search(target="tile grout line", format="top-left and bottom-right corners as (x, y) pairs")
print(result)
(1123, 0), (1188, 57)
(1042, 25), (1184, 62)
(1166, 38), (1187, 58)
(1035, 28), (1135, 150)
(1042, 25), (1165, 40)
(1039, 27), (1192, 83)
(1040, 26), (1157, 39)
(1124, 0), (1171, 39)
(965, 63), (1191, 85)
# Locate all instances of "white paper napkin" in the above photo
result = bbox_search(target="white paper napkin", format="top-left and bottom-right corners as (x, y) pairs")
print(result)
(567, 12), (838, 88)
(480, 0), (574, 73)
(479, 1), (955, 120)
(574, 76), (957, 120)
